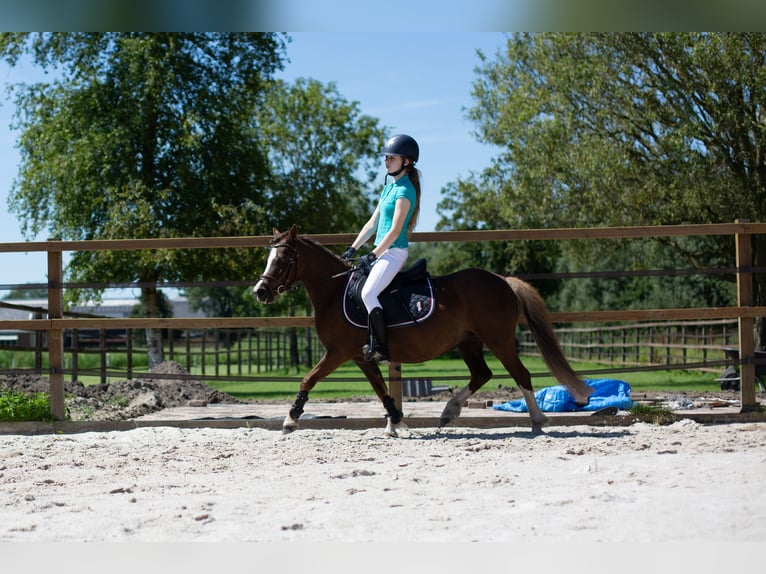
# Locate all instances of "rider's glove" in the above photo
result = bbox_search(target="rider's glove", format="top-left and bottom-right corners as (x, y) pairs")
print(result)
(340, 246), (356, 262)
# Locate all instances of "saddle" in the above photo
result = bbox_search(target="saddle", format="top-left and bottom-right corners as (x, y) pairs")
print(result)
(342, 258), (435, 329)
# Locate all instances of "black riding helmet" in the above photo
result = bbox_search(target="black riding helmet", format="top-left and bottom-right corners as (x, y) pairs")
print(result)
(381, 134), (419, 163)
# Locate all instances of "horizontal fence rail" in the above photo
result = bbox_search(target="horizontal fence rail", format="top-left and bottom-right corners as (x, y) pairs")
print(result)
(1, 221), (765, 419)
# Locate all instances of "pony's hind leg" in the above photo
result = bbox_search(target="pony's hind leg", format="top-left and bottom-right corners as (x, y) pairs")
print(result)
(520, 387), (549, 430)
(439, 337), (493, 428)
(486, 341), (549, 429)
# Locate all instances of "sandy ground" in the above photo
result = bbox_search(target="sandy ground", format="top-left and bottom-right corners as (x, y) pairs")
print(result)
(1, 419), (765, 546)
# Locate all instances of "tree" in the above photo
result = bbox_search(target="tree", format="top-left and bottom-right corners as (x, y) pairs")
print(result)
(0, 32), (288, 366)
(254, 77), (385, 234)
(185, 285), (262, 319)
(434, 178), (563, 300)
(447, 32), (766, 347)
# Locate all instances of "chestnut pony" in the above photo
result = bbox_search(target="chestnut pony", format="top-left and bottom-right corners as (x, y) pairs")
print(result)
(253, 225), (593, 436)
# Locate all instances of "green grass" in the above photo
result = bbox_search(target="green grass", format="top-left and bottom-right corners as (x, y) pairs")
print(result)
(204, 354), (720, 401)
(0, 347), (722, 405)
(628, 403), (676, 425)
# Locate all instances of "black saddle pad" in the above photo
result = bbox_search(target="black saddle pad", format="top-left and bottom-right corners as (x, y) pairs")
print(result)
(343, 259), (435, 329)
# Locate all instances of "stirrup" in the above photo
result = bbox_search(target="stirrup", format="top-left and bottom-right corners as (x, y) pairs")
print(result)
(374, 350), (391, 366)
(362, 343), (391, 366)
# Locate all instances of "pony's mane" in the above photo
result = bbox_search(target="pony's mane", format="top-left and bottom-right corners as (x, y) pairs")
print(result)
(299, 236), (344, 262)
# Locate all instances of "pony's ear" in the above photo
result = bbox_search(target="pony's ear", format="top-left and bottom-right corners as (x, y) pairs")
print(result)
(288, 224), (298, 238)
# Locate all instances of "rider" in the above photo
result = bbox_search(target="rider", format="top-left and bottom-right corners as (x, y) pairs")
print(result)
(340, 134), (421, 365)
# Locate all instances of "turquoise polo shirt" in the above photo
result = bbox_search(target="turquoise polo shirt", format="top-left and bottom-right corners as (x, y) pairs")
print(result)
(374, 175), (417, 248)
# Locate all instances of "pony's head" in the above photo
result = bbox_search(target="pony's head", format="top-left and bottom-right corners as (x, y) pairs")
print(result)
(253, 225), (299, 304)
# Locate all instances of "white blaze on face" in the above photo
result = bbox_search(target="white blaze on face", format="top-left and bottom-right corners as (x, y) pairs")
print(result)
(253, 246), (279, 296)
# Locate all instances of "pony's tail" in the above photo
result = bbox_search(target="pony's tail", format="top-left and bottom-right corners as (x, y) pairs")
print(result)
(504, 276), (594, 405)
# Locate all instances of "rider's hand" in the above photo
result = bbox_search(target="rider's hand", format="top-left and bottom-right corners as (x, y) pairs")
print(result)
(340, 246), (356, 262)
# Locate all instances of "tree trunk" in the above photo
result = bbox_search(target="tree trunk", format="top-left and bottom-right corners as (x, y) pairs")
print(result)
(141, 286), (165, 368)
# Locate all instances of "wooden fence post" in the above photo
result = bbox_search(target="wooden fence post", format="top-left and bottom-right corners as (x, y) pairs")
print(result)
(735, 220), (757, 411)
(47, 242), (66, 421)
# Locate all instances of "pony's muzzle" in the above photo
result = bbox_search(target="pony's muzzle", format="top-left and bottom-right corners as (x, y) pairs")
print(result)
(253, 280), (274, 303)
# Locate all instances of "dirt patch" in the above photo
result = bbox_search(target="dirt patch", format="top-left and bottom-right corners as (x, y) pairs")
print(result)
(0, 361), (241, 421)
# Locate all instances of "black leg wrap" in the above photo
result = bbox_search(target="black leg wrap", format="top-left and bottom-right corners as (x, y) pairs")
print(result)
(382, 396), (403, 424)
(289, 390), (309, 419)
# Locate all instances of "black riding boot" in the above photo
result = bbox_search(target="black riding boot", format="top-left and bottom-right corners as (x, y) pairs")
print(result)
(364, 307), (391, 365)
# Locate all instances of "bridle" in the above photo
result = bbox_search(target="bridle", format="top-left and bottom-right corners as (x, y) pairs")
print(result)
(258, 241), (300, 295)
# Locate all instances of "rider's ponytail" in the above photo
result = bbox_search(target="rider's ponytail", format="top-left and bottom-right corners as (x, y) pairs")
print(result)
(406, 165), (421, 233)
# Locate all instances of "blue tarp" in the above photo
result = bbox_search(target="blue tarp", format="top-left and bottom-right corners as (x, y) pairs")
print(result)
(492, 378), (635, 413)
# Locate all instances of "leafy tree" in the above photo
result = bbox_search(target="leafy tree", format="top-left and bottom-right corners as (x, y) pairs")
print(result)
(185, 285), (261, 318)
(552, 237), (737, 313)
(433, 178), (565, 300)
(0, 32), (288, 366)
(445, 32), (766, 347)
(255, 77), (385, 234)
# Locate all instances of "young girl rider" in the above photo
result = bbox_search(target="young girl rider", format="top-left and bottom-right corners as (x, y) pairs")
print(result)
(340, 134), (422, 365)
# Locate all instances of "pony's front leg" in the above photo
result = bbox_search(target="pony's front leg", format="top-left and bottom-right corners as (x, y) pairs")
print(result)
(283, 389), (309, 434)
(382, 396), (410, 438)
(283, 351), (346, 434)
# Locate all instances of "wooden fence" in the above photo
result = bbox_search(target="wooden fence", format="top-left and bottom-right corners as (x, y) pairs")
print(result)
(0, 318), (741, 385)
(0, 221), (765, 420)
(0, 327), (323, 384)
(518, 318), (739, 369)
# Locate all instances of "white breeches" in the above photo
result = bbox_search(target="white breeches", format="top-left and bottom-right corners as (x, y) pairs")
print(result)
(361, 248), (408, 312)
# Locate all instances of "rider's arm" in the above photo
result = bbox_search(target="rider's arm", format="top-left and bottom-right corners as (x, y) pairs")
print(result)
(350, 206), (380, 251)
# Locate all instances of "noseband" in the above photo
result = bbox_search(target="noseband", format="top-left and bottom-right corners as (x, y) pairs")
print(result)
(259, 242), (300, 294)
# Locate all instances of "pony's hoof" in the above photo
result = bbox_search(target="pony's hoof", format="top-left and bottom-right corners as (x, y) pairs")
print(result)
(531, 414), (550, 431)
(384, 420), (410, 438)
(439, 399), (463, 428)
(575, 387), (595, 406)
(282, 415), (298, 434)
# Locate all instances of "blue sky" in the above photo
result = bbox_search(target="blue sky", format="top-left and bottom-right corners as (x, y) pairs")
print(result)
(0, 32), (508, 290)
